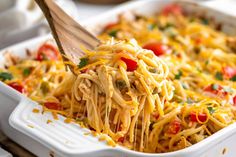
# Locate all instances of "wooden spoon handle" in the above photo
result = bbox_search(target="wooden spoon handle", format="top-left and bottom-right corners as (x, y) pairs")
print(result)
(34, 0), (101, 64)
(35, 0), (65, 57)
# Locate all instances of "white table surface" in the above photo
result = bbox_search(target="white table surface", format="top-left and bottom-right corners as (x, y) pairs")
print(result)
(0, 148), (11, 157)
(75, 1), (116, 21)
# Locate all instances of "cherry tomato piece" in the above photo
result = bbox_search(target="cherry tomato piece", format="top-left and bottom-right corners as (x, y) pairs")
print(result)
(44, 102), (62, 110)
(204, 84), (222, 95)
(222, 66), (236, 79)
(143, 42), (170, 56)
(233, 95), (236, 106)
(162, 4), (182, 16)
(118, 137), (125, 143)
(7, 82), (25, 93)
(36, 44), (60, 61)
(190, 112), (207, 123)
(121, 57), (138, 71)
(167, 120), (181, 134)
(105, 22), (118, 30)
(204, 84), (227, 97)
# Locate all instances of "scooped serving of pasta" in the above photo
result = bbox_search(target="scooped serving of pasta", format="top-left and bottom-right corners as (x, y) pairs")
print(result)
(1, 4), (236, 153)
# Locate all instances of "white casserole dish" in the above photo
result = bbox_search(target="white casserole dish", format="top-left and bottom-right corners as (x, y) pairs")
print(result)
(0, 0), (236, 156)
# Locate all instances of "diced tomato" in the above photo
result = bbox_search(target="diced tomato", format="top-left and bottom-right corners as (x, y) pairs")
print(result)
(233, 95), (236, 106)
(104, 22), (117, 30)
(44, 102), (62, 110)
(121, 57), (138, 71)
(195, 38), (202, 44)
(118, 137), (125, 143)
(7, 82), (25, 93)
(190, 112), (207, 123)
(36, 44), (60, 61)
(204, 84), (227, 96)
(143, 42), (170, 56)
(167, 120), (181, 134)
(222, 66), (236, 79)
(204, 84), (222, 95)
(162, 4), (182, 16)
(80, 68), (88, 73)
(176, 53), (182, 58)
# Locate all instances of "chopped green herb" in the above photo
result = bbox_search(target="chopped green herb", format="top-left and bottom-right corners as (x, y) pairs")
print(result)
(175, 70), (183, 80)
(205, 60), (209, 65)
(181, 82), (188, 89)
(40, 81), (50, 94)
(163, 23), (175, 29)
(207, 106), (215, 114)
(230, 75), (236, 82)
(196, 67), (202, 73)
(108, 30), (119, 37)
(0, 72), (13, 81)
(115, 80), (126, 89)
(189, 17), (195, 22)
(147, 23), (157, 30)
(212, 84), (219, 90)
(149, 68), (157, 73)
(23, 68), (31, 76)
(186, 98), (194, 104)
(201, 18), (209, 25)
(215, 72), (223, 81)
(164, 27), (177, 38)
(78, 58), (89, 69)
(159, 23), (175, 31)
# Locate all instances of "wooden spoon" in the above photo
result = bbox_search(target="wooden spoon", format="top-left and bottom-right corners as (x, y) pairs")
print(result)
(34, 0), (101, 65)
